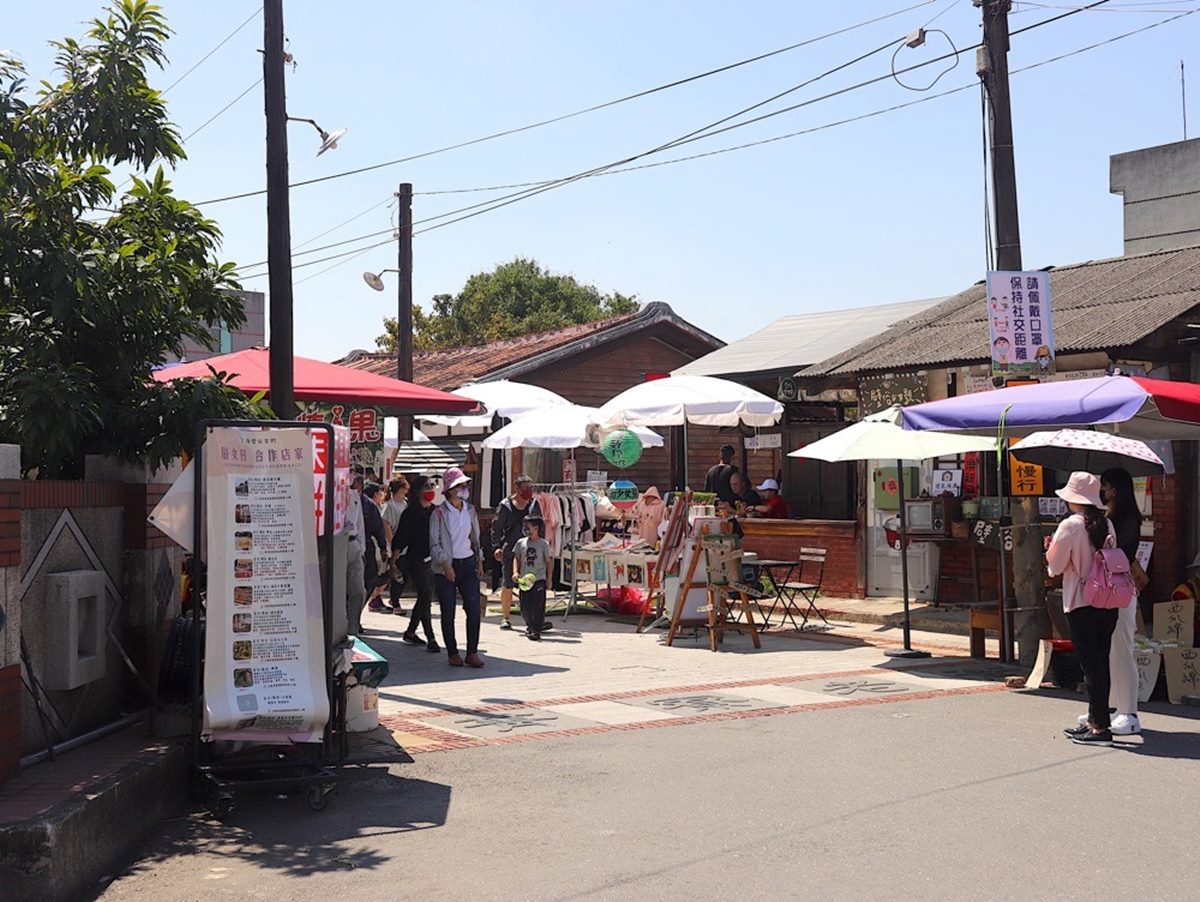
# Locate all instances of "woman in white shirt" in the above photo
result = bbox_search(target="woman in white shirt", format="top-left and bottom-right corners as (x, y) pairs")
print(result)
(1045, 472), (1119, 748)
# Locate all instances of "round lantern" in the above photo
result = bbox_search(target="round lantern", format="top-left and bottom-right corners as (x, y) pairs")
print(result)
(607, 478), (640, 510)
(601, 428), (643, 469)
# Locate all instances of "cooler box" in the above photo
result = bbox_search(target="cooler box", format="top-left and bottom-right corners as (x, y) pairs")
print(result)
(346, 637), (388, 732)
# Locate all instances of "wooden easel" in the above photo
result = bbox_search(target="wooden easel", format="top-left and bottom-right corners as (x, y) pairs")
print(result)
(666, 527), (760, 651)
(637, 491), (692, 633)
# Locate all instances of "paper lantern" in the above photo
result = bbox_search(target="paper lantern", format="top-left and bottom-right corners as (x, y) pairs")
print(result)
(601, 428), (643, 469)
(608, 478), (639, 509)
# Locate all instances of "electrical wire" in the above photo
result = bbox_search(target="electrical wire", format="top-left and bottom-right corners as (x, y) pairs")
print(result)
(193, 1), (944, 206)
(163, 5), (262, 94)
(890, 28), (961, 91)
(980, 80), (996, 272)
(183, 78), (263, 142)
(247, 1), (1192, 282)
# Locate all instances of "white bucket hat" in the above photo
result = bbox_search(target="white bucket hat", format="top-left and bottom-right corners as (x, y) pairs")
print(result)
(1056, 471), (1104, 508)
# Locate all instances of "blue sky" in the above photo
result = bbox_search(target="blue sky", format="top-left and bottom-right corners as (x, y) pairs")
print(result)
(8, 1), (1200, 360)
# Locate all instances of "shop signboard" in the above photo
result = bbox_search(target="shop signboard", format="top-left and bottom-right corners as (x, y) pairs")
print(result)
(298, 402), (385, 477)
(986, 270), (1056, 378)
(203, 427), (330, 743)
(858, 373), (927, 416)
(313, 424), (351, 536)
(744, 433), (782, 450)
(972, 518), (1013, 553)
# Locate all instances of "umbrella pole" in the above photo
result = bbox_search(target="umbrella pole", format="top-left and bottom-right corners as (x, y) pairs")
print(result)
(885, 458), (930, 659)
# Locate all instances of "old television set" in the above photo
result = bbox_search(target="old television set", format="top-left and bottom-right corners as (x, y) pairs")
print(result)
(903, 498), (959, 536)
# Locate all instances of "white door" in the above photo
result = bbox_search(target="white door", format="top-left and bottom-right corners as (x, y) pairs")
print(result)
(866, 460), (938, 600)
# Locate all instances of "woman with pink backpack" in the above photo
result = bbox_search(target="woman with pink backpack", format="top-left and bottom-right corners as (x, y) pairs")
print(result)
(1046, 471), (1136, 748)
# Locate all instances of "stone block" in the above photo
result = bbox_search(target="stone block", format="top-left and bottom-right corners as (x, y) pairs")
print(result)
(43, 571), (106, 691)
(0, 446), (18, 480)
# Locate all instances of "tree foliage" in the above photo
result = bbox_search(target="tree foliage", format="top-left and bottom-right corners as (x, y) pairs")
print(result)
(376, 257), (639, 352)
(0, 1), (267, 478)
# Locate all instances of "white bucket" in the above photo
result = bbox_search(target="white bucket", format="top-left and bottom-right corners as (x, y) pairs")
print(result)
(346, 682), (380, 732)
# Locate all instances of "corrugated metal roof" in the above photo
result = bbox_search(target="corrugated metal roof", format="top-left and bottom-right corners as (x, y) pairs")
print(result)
(393, 438), (471, 475)
(800, 246), (1200, 377)
(673, 297), (943, 378)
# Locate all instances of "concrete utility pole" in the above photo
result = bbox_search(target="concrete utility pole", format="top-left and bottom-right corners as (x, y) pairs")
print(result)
(264, 0), (295, 417)
(397, 183), (414, 441)
(980, 0), (1046, 666)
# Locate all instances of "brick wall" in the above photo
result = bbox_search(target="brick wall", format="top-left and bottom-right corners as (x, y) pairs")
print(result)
(0, 481), (20, 568)
(0, 665), (18, 782)
(740, 519), (862, 598)
(1148, 470), (1184, 605)
(123, 484), (175, 550)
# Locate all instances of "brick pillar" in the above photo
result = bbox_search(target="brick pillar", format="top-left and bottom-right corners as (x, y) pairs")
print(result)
(1149, 470), (1185, 607)
(0, 446), (20, 784)
(0, 664), (19, 782)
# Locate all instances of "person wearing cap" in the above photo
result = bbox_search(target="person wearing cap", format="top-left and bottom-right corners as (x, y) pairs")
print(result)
(748, 478), (790, 519)
(1046, 471), (1120, 748)
(490, 473), (541, 630)
(430, 467), (486, 667)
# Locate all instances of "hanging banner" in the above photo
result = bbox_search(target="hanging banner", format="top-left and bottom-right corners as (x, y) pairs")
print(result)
(986, 271), (1056, 378)
(1009, 438), (1044, 496)
(203, 427), (329, 743)
(313, 424), (351, 536)
(299, 403), (385, 478)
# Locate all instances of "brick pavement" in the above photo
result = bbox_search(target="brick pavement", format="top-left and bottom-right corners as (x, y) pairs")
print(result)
(358, 602), (1009, 756)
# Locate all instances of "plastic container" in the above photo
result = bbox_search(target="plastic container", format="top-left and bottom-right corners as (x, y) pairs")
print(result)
(346, 682), (380, 732)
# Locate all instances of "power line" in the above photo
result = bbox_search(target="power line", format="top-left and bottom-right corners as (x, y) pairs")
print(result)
(184, 78), (263, 142)
(163, 6), (262, 94)
(246, 1), (1190, 282)
(193, 1), (943, 206)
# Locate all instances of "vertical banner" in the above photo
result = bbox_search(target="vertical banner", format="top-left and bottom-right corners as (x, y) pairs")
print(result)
(204, 427), (329, 743)
(313, 424), (351, 536)
(1009, 439), (1044, 496)
(986, 271), (1056, 378)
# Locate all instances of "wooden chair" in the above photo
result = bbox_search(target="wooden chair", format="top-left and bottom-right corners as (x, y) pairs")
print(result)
(781, 546), (829, 629)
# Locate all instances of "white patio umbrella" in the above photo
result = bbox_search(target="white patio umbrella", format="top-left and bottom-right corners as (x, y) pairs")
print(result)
(421, 379), (571, 429)
(789, 407), (995, 657)
(482, 405), (663, 450)
(595, 374), (783, 428)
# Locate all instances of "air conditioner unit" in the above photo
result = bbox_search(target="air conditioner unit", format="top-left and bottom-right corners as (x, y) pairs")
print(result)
(777, 377), (799, 402)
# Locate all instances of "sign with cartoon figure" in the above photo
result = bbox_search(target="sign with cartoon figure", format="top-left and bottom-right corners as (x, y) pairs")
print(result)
(986, 271), (1056, 378)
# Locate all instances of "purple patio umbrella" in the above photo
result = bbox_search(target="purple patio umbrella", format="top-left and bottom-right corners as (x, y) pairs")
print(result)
(900, 375), (1200, 440)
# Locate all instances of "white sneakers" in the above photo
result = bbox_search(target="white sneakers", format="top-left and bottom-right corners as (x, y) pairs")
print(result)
(1075, 711), (1141, 735)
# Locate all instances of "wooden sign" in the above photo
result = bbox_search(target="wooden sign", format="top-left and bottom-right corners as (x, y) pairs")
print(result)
(972, 519), (1013, 553)
(858, 373), (927, 415)
(1009, 438), (1043, 496)
(1162, 647), (1200, 703)
(1153, 598), (1195, 648)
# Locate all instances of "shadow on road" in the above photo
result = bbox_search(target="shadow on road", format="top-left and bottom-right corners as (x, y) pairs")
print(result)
(115, 770), (449, 882)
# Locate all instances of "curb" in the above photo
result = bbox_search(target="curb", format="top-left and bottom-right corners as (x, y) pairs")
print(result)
(0, 740), (188, 901)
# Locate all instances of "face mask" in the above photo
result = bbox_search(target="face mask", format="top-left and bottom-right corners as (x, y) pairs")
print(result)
(456, 487), (471, 501)
(422, 490), (436, 504)
(518, 486), (534, 500)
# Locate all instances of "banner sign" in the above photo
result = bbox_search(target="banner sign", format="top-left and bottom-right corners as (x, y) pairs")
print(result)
(313, 424), (351, 536)
(203, 427), (329, 743)
(299, 403), (385, 478)
(986, 271), (1056, 378)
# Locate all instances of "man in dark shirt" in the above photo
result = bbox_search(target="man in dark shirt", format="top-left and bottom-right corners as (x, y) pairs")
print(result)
(703, 444), (740, 505)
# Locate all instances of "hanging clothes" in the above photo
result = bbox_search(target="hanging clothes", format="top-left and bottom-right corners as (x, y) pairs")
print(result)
(632, 486), (666, 545)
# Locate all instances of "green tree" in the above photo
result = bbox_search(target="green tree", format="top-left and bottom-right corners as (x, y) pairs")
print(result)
(0, 1), (266, 478)
(376, 257), (639, 351)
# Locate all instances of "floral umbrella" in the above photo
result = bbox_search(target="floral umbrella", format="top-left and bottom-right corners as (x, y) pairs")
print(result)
(1009, 429), (1164, 477)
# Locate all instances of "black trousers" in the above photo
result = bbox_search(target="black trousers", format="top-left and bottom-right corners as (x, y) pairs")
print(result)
(519, 580), (547, 632)
(1067, 605), (1120, 731)
(405, 561), (436, 643)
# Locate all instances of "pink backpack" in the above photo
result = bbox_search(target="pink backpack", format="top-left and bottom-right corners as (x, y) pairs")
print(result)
(1082, 536), (1137, 609)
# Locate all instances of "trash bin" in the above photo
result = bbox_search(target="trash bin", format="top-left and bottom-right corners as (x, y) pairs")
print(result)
(346, 636), (388, 732)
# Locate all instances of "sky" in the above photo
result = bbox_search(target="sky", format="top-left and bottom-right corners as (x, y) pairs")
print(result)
(7, 1), (1200, 361)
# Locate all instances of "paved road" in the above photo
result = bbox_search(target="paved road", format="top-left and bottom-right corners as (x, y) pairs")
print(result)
(98, 613), (1200, 901)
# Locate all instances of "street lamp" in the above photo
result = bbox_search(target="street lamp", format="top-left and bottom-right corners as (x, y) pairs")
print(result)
(287, 117), (347, 156)
(362, 269), (399, 292)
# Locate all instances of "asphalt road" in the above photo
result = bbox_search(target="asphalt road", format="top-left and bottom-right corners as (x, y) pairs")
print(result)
(97, 688), (1200, 902)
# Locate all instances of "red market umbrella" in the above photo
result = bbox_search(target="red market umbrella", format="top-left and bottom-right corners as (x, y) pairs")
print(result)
(153, 347), (479, 416)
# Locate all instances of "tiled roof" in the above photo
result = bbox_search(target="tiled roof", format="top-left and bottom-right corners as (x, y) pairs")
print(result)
(800, 246), (1200, 377)
(337, 302), (721, 390)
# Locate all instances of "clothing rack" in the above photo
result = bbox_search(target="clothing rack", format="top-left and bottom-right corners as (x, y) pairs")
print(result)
(532, 481), (608, 620)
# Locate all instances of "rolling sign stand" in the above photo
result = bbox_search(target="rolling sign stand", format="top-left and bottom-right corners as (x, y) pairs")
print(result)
(190, 420), (341, 817)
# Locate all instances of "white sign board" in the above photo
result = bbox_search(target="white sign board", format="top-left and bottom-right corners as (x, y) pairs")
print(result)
(744, 433), (782, 450)
(203, 427), (329, 743)
(986, 271), (1056, 378)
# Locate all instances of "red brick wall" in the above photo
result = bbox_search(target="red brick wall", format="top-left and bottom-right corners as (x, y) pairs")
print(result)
(123, 484), (175, 550)
(0, 481), (20, 568)
(740, 520), (862, 598)
(0, 664), (19, 783)
(18, 480), (125, 509)
(1148, 470), (1184, 605)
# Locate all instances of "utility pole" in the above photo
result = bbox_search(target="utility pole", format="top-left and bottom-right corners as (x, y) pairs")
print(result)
(264, 0), (295, 417)
(980, 0), (1022, 272)
(980, 0), (1043, 667)
(397, 183), (414, 441)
